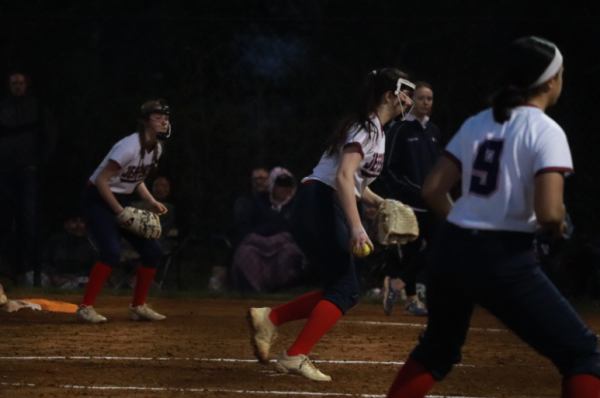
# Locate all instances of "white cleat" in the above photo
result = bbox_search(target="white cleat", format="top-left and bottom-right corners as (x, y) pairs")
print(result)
(129, 304), (166, 321)
(75, 305), (107, 324)
(274, 350), (332, 381)
(247, 307), (277, 363)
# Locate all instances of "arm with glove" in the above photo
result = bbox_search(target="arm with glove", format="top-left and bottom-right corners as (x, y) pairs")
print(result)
(372, 199), (419, 246)
(95, 160), (163, 240)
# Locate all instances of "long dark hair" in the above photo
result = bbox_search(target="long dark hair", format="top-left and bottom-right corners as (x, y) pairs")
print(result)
(325, 68), (409, 156)
(492, 36), (558, 123)
(137, 99), (168, 166)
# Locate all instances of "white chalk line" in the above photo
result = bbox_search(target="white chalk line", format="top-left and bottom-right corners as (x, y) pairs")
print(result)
(342, 320), (600, 339)
(0, 355), (473, 367)
(341, 320), (506, 333)
(0, 382), (495, 398)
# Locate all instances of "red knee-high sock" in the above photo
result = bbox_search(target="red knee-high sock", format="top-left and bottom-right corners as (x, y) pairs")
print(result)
(269, 291), (323, 326)
(132, 266), (157, 307)
(81, 261), (113, 307)
(562, 374), (600, 398)
(387, 357), (436, 398)
(286, 299), (342, 356)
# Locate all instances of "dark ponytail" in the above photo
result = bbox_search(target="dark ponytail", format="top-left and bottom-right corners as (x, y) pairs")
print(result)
(492, 36), (558, 123)
(325, 68), (409, 156)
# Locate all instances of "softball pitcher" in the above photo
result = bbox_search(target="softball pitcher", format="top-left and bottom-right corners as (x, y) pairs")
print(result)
(387, 37), (600, 398)
(248, 68), (414, 381)
(76, 99), (171, 324)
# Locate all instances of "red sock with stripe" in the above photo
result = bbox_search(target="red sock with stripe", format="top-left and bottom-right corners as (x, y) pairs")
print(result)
(81, 261), (113, 307)
(562, 374), (600, 398)
(387, 357), (435, 398)
(268, 291), (323, 326)
(132, 266), (157, 307)
(286, 299), (342, 356)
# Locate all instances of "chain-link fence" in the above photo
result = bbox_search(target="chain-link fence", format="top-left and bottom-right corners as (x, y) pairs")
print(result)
(0, 2), (598, 294)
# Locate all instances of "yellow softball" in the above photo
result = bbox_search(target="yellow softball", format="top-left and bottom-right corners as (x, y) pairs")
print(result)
(353, 243), (371, 258)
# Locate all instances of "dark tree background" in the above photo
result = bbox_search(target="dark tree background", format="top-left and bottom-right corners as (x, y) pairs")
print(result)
(0, 0), (599, 246)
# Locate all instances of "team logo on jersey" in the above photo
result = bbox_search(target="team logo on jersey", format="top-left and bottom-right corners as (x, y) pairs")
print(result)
(361, 153), (384, 177)
(120, 162), (157, 183)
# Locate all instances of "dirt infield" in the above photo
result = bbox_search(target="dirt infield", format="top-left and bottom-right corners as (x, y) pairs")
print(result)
(1, 293), (598, 398)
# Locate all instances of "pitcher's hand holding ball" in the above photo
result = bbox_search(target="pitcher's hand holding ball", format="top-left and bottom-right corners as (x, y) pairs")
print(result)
(352, 242), (372, 258)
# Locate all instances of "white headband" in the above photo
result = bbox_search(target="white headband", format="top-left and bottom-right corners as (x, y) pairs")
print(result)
(529, 46), (563, 88)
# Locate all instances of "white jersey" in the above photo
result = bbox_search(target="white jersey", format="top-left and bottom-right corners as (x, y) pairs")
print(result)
(445, 106), (573, 233)
(302, 114), (385, 198)
(89, 133), (162, 194)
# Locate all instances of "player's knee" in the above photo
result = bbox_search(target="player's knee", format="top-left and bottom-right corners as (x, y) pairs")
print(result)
(328, 291), (359, 314)
(99, 251), (120, 268)
(139, 245), (163, 269)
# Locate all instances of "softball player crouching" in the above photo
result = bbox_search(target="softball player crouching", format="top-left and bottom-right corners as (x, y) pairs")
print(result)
(76, 99), (171, 324)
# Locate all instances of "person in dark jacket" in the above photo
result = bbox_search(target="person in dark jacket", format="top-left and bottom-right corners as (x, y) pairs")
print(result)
(32, 214), (99, 289)
(233, 166), (270, 237)
(0, 71), (57, 281)
(231, 167), (304, 293)
(378, 81), (443, 316)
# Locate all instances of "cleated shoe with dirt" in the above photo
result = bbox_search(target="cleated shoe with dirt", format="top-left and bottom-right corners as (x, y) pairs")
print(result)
(129, 304), (166, 321)
(76, 305), (107, 323)
(247, 307), (277, 363)
(274, 350), (331, 381)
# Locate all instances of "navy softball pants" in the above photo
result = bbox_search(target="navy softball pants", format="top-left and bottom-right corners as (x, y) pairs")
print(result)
(289, 180), (358, 314)
(81, 184), (162, 269)
(411, 221), (600, 381)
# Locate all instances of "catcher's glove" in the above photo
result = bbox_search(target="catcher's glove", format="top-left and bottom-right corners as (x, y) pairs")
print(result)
(115, 206), (162, 240)
(373, 199), (419, 245)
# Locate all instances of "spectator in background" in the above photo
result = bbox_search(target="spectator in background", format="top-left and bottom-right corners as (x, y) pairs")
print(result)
(208, 167), (271, 292)
(233, 166), (270, 240)
(378, 81), (443, 316)
(231, 167), (304, 293)
(27, 213), (98, 289)
(0, 71), (57, 282)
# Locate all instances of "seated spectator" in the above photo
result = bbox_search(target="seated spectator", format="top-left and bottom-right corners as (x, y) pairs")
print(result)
(233, 166), (270, 243)
(231, 167), (305, 293)
(26, 213), (98, 289)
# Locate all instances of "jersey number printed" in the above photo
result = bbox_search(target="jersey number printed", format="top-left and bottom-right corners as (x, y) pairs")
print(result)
(469, 139), (504, 196)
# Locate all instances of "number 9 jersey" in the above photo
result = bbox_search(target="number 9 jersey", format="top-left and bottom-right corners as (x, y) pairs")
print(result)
(444, 105), (573, 233)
